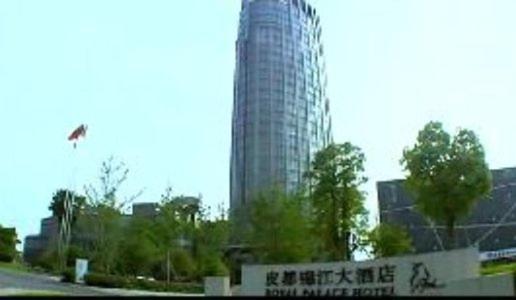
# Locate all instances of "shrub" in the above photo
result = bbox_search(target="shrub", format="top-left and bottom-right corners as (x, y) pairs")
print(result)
(0, 227), (17, 263)
(61, 268), (75, 283)
(65, 245), (88, 268)
(84, 272), (203, 294)
(171, 249), (196, 279)
(202, 256), (229, 277)
(32, 248), (59, 272)
(129, 278), (203, 293)
(84, 273), (128, 288)
(167, 281), (204, 293)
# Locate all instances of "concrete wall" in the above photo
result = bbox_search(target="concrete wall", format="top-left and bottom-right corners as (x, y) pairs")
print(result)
(204, 277), (231, 296)
(427, 273), (514, 296)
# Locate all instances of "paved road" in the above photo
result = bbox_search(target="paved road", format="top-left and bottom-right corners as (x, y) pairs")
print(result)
(0, 268), (205, 296)
(0, 268), (109, 296)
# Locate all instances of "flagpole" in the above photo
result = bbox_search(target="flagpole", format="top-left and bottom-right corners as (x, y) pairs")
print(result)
(59, 124), (85, 271)
(58, 151), (76, 271)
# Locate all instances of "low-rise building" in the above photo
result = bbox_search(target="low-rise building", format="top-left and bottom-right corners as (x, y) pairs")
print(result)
(23, 216), (59, 264)
(23, 196), (202, 265)
(132, 202), (159, 219)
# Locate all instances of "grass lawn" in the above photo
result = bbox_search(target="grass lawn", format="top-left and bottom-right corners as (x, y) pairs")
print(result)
(0, 289), (65, 297)
(0, 261), (31, 273)
(481, 262), (516, 276)
(12, 291), (65, 297)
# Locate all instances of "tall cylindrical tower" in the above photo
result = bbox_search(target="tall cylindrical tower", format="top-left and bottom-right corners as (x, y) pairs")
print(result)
(230, 0), (332, 211)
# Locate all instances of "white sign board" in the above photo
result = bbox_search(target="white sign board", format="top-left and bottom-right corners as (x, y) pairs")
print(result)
(75, 259), (89, 283)
(241, 248), (479, 296)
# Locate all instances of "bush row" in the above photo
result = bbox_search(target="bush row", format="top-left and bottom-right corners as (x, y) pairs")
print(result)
(60, 268), (75, 283)
(84, 272), (203, 293)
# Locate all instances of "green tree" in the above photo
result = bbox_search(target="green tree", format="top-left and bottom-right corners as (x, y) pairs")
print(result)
(0, 226), (18, 263)
(84, 156), (143, 211)
(241, 189), (317, 264)
(367, 223), (413, 258)
(65, 244), (89, 268)
(194, 203), (230, 278)
(75, 205), (122, 274)
(151, 186), (202, 281)
(304, 143), (369, 261)
(34, 246), (60, 271)
(401, 121), (492, 249)
(153, 187), (182, 253)
(48, 189), (86, 228)
(77, 156), (143, 274)
(170, 249), (196, 279)
(116, 217), (159, 277)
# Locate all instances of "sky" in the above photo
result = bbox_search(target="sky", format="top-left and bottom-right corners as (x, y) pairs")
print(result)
(1, 0), (516, 248)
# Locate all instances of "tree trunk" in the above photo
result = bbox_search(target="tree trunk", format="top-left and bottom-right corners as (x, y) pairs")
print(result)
(343, 231), (350, 261)
(446, 217), (456, 250)
(331, 192), (340, 261)
(167, 249), (170, 286)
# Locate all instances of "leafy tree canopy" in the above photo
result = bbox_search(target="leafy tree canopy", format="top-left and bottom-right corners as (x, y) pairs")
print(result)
(0, 225), (18, 263)
(49, 189), (86, 226)
(401, 121), (492, 248)
(241, 189), (317, 264)
(366, 223), (413, 258)
(304, 142), (369, 261)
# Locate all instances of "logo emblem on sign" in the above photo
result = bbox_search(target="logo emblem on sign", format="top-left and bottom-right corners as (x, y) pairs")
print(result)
(409, 262), (445, 294)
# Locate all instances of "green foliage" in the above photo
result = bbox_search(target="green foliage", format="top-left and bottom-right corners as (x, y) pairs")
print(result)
(127, 278), (203, 293)
(366, 223), (413, 258)
(60, 268), (75, 283)
(48, 189), (86, 228)
(304, 142), (369, 261)
(151, 188), (223, 281)
(153, 193), (191, 252)
(199, 256), (229, 277)
(0, 226), (17, 263)
(84, 272), (203, 293)
(116, 217), (159, 276)
(481, 262), (516, 276)
(75, 206), (123, 274)
(170, 249), (196, 279)
(240, 189), (317, 264)
(33, 248), (59, 272)
(47, 173), (230, 284)
(12, 291), (65, 297)
(401, 121), (492, 249)
(84, 272), (129, 288)
(195, 219), (229, 255)
(0, 261), (30, 273)
(84, 156), (143, 211)
(76, 156), (143, 274)
(193, 214), (230, 279)
(65, 245), (88, 268)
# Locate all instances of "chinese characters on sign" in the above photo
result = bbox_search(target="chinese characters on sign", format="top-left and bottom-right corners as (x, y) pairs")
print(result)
(265, 264), (397, 297)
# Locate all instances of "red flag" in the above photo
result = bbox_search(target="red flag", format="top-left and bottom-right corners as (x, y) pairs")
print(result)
(68, 124), (87, 141)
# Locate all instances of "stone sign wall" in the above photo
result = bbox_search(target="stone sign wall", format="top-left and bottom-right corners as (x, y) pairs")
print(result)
(241, 247), (479, 296)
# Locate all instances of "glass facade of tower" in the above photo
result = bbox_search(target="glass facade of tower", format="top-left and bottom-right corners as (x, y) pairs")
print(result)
(230, 0), (332, 211)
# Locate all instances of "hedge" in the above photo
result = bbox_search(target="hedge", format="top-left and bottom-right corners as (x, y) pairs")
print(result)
(84, 272), (203, 293)
(61, 268), (75, 283)
(481, 262), (516, 276)
(84, 273), (129, 288)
